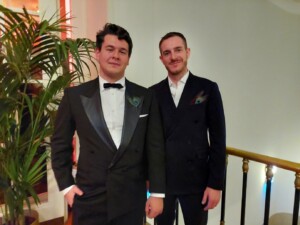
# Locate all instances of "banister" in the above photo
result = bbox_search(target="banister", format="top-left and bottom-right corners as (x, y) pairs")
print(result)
(226, 147), (300, 174)
(223, 146), (300, 225)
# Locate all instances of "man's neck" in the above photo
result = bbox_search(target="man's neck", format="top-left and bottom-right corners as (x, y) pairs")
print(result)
(99, 73), (124, 83)
(168, 70), (188, 85)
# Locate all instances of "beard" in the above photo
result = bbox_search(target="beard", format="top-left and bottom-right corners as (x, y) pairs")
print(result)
(166, 60), (188, 77)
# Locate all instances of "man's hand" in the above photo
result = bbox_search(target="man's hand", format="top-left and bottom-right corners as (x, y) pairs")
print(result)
(202, 187), (221, 211)
(145, 196), (164, 219)
(64, 185), (83, 207)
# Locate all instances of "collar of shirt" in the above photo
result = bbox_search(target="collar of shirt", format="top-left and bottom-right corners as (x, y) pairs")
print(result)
(168, 70), (189, 88)
(99, 76), (126, 92)
(168, 71), (189, 107)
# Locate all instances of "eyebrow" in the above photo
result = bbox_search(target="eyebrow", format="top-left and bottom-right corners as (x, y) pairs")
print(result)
(174, 46), (183, 50)
(120, 47), (128, 52)
(105, 45), (128, 52)
(162, 46), (183, 53)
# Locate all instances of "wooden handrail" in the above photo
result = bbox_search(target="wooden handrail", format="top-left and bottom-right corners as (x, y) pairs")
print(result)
(226, 147), (300, 173)
(223, 147), (300, 225)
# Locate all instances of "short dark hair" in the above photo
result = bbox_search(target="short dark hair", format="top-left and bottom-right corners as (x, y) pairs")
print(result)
(96, 23), (133, 57)
(159, 32), (187, 52)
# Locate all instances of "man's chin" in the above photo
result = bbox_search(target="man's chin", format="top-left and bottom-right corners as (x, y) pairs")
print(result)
(168, 69), (182, 76)
(167, 66), (182, 73)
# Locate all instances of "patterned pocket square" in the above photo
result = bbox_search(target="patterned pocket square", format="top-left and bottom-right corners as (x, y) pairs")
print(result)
(190, 91), (208, 105)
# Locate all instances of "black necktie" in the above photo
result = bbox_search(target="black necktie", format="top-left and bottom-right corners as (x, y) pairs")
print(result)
(103, 83), (123, 89)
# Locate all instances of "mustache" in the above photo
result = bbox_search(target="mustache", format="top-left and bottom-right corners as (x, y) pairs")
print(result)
(170, 59), (181, 64)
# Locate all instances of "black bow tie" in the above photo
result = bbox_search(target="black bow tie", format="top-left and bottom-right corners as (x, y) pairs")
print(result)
(103, 83), (123, 89)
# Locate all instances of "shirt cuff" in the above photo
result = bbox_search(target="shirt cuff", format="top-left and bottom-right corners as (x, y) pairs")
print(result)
(62, 185), (74, 195)
(150, 193), (165, 198)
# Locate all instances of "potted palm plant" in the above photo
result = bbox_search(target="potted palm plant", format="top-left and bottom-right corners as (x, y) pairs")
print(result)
(0, 5), (96, 225)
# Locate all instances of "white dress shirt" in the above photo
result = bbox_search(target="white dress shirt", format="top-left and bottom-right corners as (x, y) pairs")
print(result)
(168, 71), (189, 107)
(99, 76), (125, 148)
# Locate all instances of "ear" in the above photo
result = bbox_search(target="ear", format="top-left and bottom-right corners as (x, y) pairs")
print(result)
(186, 48), (191, 59)
(159, 55), (163, 62)
(95, 49), (100, 61)
(95, 48), (99, 55)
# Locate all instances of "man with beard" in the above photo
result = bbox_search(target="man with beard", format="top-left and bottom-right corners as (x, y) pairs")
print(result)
(151, 32), (226, 225)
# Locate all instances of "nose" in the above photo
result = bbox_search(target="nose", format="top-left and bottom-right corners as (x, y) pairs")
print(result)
(170, 51), (176, 60)
(112, 50), (119, 59)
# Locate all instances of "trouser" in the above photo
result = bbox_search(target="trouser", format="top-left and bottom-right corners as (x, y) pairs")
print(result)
(156, 193), (208, 225)
(72, 191), (144, 225)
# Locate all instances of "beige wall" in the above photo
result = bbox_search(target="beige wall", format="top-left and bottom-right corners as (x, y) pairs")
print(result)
(71, 0), (107, 40)
(71, 0), (108, 80)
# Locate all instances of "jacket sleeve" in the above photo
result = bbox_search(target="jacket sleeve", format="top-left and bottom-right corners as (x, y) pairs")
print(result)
(207, 82), (226, 190)
(51, 89), (76, 191)
(145, 89), (166, 194)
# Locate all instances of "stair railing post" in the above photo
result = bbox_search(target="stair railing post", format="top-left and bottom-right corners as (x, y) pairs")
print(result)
(220, 154), (228, 225)
(263, 165), (273, 225)
(240, 158), (249, 225)
(292, 172), (300, 225)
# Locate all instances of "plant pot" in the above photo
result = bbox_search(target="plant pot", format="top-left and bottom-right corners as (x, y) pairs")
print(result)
(24, 209), (39, 225)
(0, 209), (39, 225)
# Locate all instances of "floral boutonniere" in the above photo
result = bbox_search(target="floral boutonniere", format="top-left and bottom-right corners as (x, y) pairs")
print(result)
(190, 91), (208, 105)
(127, 96), (142, 108)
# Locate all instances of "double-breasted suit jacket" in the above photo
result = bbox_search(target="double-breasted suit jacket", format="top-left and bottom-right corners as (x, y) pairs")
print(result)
(151, 72), (226, 195)
(51, 77), (166, 221)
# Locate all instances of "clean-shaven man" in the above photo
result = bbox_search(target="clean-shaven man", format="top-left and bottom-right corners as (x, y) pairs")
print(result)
(51, 23), (166, 225)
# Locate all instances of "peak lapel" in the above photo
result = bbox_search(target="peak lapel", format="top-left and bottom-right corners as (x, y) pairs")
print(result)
(80, 85), (117, 153)
(166, 74), (197, 135)
(158, 79), (185, 136)
(177, 74), (196, 109)
(162, 78), (177, 111)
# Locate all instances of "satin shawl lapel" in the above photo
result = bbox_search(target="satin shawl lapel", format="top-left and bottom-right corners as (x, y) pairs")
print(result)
(80, 79), (117, 153)
(110, 81), (144, 167)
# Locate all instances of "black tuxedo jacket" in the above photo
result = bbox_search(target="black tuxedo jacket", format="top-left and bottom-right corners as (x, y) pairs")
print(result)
(51, 77), (165, 220)
(151, 72), (226, 195)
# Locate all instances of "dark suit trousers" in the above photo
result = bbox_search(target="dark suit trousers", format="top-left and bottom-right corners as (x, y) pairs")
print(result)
(72, 191), (107, 225)
(109, 209), (144, 225)
(156, 194), (208, 225)
(72, 191), (144, 225)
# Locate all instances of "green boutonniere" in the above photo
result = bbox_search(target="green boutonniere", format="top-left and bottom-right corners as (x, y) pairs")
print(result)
(127, 96), (142, 108)
(191, 91), (208, 105)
